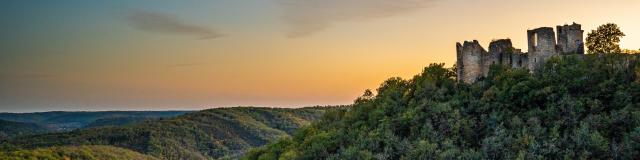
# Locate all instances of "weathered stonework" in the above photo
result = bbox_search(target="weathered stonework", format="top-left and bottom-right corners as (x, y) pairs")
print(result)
(557, 23), (585, 54)
(456, 23), (584, 83)
(527, 27), (558, 71)
(456, 40), (486, 84)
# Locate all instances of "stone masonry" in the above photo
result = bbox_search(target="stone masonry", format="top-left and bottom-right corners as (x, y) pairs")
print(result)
(456, 23), (584, 83)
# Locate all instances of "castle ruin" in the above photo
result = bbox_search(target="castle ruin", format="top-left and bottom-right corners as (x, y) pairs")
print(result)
(456, 23), (584, 83)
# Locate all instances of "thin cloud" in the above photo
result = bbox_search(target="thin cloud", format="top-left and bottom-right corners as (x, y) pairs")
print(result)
(126, 10), (223, 40)
(278, 0), (436, 38)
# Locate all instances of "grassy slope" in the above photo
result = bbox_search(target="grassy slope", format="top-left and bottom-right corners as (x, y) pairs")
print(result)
(3, 107), (326, 159)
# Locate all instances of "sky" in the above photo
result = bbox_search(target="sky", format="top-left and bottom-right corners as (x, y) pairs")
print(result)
(1, 0), (639, 112)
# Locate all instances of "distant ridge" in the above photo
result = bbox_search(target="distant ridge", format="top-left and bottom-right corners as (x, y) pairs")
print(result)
(0, 111), (191, 131)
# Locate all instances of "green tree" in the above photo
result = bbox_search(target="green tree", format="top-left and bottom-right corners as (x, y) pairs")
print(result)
(354, 89), (375, 104)
(586, 23), (625, 54)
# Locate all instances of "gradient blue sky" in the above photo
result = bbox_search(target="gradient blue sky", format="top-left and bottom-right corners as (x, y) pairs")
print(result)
(1, 0), (639, 112)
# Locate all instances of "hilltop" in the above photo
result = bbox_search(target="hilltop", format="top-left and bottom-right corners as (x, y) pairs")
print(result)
(244, 53), (640, 159)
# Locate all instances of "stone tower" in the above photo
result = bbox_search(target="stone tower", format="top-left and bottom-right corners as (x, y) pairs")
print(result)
(527, 27), (558, 71)
(557, 23), (584, 54)
(456, 40), (486, 83)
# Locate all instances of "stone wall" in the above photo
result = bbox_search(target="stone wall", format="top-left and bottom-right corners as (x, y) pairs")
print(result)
(511, 52), (528, 69)
(527, 27), (558, 71)
(489, 39), (514, 65)
(483, 39), (513, 75)
(456, 39), (518, 83)
(557, 23), (584, 54)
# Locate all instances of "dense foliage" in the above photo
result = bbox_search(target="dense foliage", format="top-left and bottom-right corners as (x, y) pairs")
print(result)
(244, 53), (640, 159)
(586, 23), (625, 54)
(2, 107), (326, 159)
(0, 145), (158, 160)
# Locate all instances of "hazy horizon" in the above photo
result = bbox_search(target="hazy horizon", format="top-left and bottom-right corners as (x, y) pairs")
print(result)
(0, 105), (332, 113)
(2, 0), (640, 112)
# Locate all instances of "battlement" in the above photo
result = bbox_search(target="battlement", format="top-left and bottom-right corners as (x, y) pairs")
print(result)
(456, 23), (584, 83)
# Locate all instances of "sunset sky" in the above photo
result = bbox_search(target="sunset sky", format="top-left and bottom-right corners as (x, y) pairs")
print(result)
(1, 0), (639, 112)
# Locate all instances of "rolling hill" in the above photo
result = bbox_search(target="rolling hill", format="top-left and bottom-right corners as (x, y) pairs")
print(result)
(2, 107), (329, 159)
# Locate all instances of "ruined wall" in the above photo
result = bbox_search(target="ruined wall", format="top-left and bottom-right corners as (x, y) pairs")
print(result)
(484, 39), (514, 75)
(557, 23), (584, 54)
(456, 40), (486, 83)
(456, 43), (464, 81)
(489, 39), (514, 65)
(511, 52), (528, 69)
(457, 39), (518, 83)
(456, 23), (584, 83)
(527, 27), (558, 71)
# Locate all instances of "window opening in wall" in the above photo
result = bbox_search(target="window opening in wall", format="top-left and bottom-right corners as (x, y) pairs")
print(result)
(533, 34), (537, 47)
(518, 60), (522, 67)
